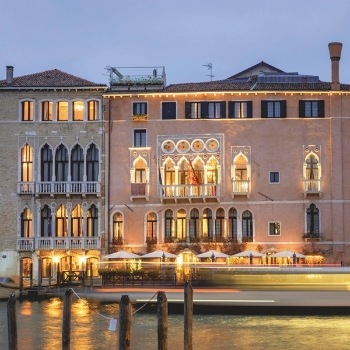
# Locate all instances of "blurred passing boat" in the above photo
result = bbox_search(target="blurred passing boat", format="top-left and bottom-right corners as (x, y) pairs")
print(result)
(0, 275), (30, 300)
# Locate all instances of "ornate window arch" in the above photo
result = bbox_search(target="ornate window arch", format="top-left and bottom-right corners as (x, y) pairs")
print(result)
(189, 208), (200, 239)
(41, 204), (52, 237)
(228, 207), (237, 241)
(306, 203), (320, 238)
(146, 211), (157, 241)
(164, 209), (174, 240)
(87, 204), (98, 237)
(242, 210), (253, 242)
(86, 143), (100, 181)
(202, 208), (213, 238)
(112, 212), (123, 240)
(71, 144), (84, 182)
(41, 144), (53, 182)
(55, 144), (69, 181)
(21, 208), (32, 238)
(215, 208), (225, 238)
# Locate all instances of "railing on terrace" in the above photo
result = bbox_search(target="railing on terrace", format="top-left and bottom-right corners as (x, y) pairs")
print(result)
(18, 237), (101, 250)
(303, 232), (323, 241)
(231, 179), (250, 197)
(17, 238), (34, 250)
(17, 182), (35, 194)
(130, 182), (149, 201)
(35, 181), (100, 195)
(160, 183), (219, 202)
(303, 178), (322, 197)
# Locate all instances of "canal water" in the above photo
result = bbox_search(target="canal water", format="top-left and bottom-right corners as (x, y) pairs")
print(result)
(1, 298), (350, 350)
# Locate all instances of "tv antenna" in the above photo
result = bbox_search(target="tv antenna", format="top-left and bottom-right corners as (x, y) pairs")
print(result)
(202, 62), (214, 81)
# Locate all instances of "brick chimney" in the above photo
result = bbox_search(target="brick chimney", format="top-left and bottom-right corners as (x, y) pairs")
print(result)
(6, 66), (14, 86)
(328, 42), (342, 91)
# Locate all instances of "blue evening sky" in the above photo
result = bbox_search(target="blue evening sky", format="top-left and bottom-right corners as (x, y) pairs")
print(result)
(1, 0), (350, 85)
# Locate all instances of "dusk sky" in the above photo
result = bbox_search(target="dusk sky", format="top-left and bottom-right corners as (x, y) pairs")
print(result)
(1, 0), (350, 85)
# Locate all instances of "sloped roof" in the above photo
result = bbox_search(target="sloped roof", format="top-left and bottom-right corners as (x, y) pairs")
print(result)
(227, 61), (285, 79)
(0, 69), (106, 88)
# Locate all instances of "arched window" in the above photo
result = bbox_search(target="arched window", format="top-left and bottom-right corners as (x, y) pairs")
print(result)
(55, 145), (68, 181)
(21, 144), (33, 182)
(134, 158), (146, 183)
(164, 160), (175, 197)
(41, 145), (53, 181)
(235, 155), (247, 181)
(71, 205), (83, 237)
(189, 208), (199, 238)
(228, 207), (237, 240)
(242, 210), (253, 241)
(87, 205), (98, 237)
(202, 208), (213, 238)
(215, 208), (225, 238)
(178, 159), (189, 185)
(41, 205), (52, 237)
(73, 101), (84, 121)
(56, 205), (68, 237)
(306, 204), (320, 238)
(113, 212), (123, 239)
(306, 154), (319, 180)
(146, 212), (157, 241)
(21, 258), (32, 277)
(21, 208), (32, 238)
(164, 209), (174, 239)
(177, 209), (187, 239)
(71, 145), (84, 181)
(86, 144), (99, 181)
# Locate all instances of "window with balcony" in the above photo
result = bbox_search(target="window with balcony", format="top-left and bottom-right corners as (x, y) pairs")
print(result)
(228, 207), (237, 241)
(133, 129), (147, 147)
(261, 100), (286, 118)
(41, 205), (52, 237)
(232, 154), (250, 196)
(21, 144), (33, 182)
(88, 100), (99, 121)
(185, 101), (226, 119)
(131, 158), (147, 197)
(228, 101), (252, 118)
(133, 102), (147, 120)
(41, 145), (53, 182)
(299, 100), (325, 118)
(189, 208), (200, 240)
(21, 208), (32, 238)
(71, 205), (83, 237)
(202, 208), (213, 239)
(164, 209), (174, 240)
(21, 101), (34, 121)
(41, 101), (53, 121)
(269, 222), (281, 236)
(113, 212), (123, 240)
(162, 102), (176, 120)
(56, 205), (68, 237)
(306, 203), (320, 239)
(71, 145), (84, 182)
(73, 101), (84, 121)
(57, 101), (69, 121)
(242, 210), (253, 241)
(304, 153), (321, 195)
(87, 204), (98, 237)
(55, 145), (69, 181)
(146, 212), (157, 241)
(215, 208), (225, 239)
(86, 144), (99, 181)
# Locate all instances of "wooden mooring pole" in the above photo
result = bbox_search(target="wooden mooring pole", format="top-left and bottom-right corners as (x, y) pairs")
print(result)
(119, 295), (132, 350)
(184, 281), (193, 350)
(62, 288), (73, 350)
(157, 291), (168, 350)
(7, 294), (17, 350)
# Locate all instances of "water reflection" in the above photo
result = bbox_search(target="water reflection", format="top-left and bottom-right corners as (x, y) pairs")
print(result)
(1, 299), (350, 350)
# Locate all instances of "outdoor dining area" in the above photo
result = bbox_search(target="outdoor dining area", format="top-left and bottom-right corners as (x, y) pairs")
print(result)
(97, 247), (310, 286)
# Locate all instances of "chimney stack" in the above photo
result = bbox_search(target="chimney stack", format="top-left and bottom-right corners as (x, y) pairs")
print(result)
(6, 66), (14, 86)
(328, 42), (342, 91)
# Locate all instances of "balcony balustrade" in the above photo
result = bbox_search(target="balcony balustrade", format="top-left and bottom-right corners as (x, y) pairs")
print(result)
(303, 178), (322, 197)
(17, 237), (100, 251)
(17, 182), (35, 195)
(231, 179), (250, 198)
(130, 182), (149, 201)
(160, 183), (219, 202)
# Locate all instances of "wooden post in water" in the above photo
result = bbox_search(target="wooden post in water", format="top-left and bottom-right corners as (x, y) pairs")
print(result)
(62, 288), (73, 350)
(7, 293), (17, 350)
(119, 295), (132, 350)
(19, 259), (23, 301)
(157, 291), (168, 350)
(184, 281), (193, 350)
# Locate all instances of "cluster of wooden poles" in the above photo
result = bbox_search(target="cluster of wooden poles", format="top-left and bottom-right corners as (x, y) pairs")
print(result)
(7, 281), (194, 350)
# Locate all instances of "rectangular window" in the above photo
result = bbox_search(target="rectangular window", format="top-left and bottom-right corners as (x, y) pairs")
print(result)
(88, 101), (99, 120)
(185, 101), (226, 119)
(134, 129), (146, 147)
(228, 101), (252, 118)
(269, 171), (280, 183)
(41, 101), (52, 121)
(133, 102), (147, 115)
(269, 222), (281, 236)
(162, 102), (176, 119)
(299, 100), (325, 118)
(261, 100), (286, 118)
(57, 101), (68, 121)
(73, 101), (84, 121)
(22, 101), (33, 121)
(135, 169), (146, 183)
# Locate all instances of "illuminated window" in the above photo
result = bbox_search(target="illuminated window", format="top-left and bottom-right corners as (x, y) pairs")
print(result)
(87, 204), (98, 237)
(71, 205), (83, 237)
(113, 212), (123, 239)
(41, 101), (52, 121)
(22, 101), (34, 121)
(21, 144), (33, 182)
(56, 205), (68, 237)
(176, 209), (187, 239)
(146, 212), (157, 240)
(269, 222), (281, 236)
(228, 101), (252, 118)
(57, 101), (68, 121)
(189, 208), (200, 238)
(202, 208), (213, 238)
(88, 100), (99, 121)
(134, 158), (146, 183)
(185, 101), (225, 119)
(235, 155), (247, 181)
(73, 101), (84, 121)
(21, 208), (32, 237)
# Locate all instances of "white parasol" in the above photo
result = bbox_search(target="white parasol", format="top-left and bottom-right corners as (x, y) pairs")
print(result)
(102, 250), (140, 259)
(231, 249), (265, 258)
(196, 249), (229, 258)
(141, 250), (177, 259)
(270, 250), (306, 258)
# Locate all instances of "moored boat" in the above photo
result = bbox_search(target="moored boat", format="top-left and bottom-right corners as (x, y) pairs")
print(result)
(0, 275), (30, 300)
